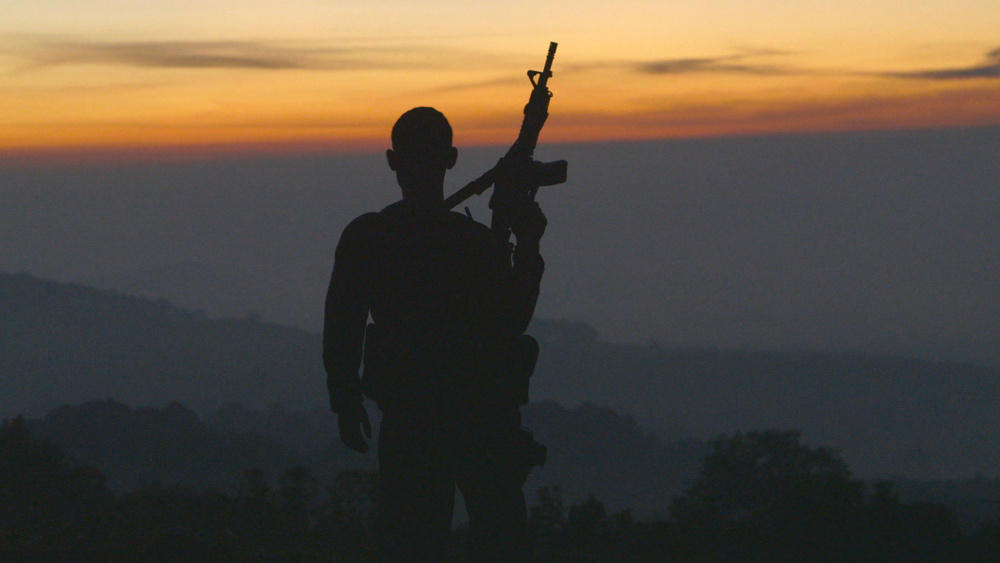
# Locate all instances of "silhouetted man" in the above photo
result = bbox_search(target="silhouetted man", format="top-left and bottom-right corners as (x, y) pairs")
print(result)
(324, 107), (546, 561)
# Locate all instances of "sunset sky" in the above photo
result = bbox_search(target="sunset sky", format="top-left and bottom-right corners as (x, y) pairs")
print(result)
(3, 0), (1000, 159)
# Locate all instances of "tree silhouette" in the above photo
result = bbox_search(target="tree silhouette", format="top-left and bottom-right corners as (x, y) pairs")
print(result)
(278, 464), (319, 538)
(0, 416), (111, 554)
(530, 485), (565, 533)
(321, 469), (377, 532)
(314, 470), (379, 560)
(670, 429), (867, 561)
(669, 429), (966, 562)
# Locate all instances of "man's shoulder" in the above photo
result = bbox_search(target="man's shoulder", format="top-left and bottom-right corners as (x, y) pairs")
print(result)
(336, 212), (386, 256)
(341, 211), (385, 238)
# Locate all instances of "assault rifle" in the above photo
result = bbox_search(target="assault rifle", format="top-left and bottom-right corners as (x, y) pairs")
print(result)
(444, 42), (567, 242)
(442, 44), (564, 470)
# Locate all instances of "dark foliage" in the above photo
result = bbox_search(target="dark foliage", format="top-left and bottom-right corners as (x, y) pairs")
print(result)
(667, 430), (960, 562)
(27, 399), (697, 521)
(1, 418), (378, 561)
(522, 430), (997, 562)
(524, 400), (705, 518)
(29, 400), (374, 494)
(4, 416), (1000, 561)
(1, 416), (112, 559)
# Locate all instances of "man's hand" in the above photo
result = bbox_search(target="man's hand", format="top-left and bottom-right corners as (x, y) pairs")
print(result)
(510, 201), (547, 250)
(338, 401), (372, 453)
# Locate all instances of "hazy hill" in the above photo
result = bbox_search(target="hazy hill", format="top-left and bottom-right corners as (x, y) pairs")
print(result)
(4, 272), (1000, 480)
(530, 319), (1000, 479)
(2, 272), (325, 417)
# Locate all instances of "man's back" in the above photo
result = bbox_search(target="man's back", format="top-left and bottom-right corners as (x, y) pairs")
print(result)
(333, 200), (526, 414)
(366, 201), (509, 347)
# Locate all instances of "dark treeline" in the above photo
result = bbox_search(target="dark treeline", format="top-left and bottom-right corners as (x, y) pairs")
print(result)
(5, 413), (1000, 561)
(25, 400), (703, 520)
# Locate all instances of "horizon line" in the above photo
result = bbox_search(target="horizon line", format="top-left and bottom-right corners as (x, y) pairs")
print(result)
(3, 121), (1000, 168)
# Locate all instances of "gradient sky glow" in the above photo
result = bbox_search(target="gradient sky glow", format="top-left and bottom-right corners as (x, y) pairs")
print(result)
(3, 0), (999, 158)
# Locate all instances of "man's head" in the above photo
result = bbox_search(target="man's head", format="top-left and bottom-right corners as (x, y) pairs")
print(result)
(387, 107), (458, 202)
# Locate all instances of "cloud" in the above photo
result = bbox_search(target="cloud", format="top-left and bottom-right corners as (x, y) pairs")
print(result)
(635, 53), (794, 76)
(421, 51), (804, 94)
(545, 82), (1000, 140)
(6, 39), (395, 72)
(416, 75), (526, 96)
(889, 47), (1000, 80)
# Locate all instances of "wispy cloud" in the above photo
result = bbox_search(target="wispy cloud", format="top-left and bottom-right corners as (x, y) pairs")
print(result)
(888, 47), (1000, 80)
(635, 53), (796, 76)
(5, 38), (405, 72)
(588, 83), (1000, 134)
(415, 75), (526, 96)
(423, 51), (804, 95)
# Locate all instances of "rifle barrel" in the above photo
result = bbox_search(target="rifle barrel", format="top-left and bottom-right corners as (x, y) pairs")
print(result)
(544, 42), (557, 76)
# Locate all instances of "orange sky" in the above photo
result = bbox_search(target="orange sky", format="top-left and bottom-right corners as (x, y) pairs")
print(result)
(2, 0), (999, 162)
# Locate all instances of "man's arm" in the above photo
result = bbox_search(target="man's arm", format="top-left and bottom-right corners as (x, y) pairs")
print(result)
(323, 213), (380, 452)
(502, 201), (547, 336)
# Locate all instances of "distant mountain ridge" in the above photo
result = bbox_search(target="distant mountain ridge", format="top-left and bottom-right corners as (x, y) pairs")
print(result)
(530, 319), (1000, 479)
(3, 272), (1000, 480)
(2, 272), (325, 417)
